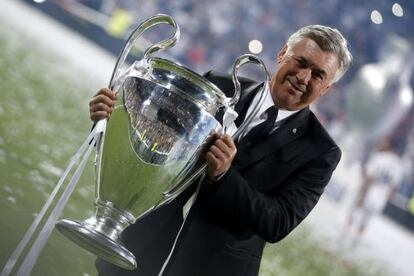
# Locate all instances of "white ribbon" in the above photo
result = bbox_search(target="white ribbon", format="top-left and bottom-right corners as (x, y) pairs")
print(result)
(220, 97), (239, 136)
(158, 175), (204, 276)
(0, 120), (106, 276)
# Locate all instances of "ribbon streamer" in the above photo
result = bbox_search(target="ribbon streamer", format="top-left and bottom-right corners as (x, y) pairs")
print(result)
(0, 120), (106, 276)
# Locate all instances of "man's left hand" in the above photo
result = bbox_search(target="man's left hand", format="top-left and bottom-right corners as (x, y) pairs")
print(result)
(206, 134), (237, 181)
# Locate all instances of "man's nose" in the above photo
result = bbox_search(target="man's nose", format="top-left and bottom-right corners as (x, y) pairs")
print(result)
(296, 68), (312, 84)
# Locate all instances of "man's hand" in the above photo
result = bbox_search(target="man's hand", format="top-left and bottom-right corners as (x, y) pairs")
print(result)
(89, 88), (117, 122)
(206, 134), (237, 181)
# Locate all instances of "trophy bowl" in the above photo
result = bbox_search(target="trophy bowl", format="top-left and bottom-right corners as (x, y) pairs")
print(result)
(55, 14), (270, 270)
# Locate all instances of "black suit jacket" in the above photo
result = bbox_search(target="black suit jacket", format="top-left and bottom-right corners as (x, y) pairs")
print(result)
(96, 71), (341, 276)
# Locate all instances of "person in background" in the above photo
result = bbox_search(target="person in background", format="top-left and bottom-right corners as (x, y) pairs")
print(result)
(345, 137), (403, 249)
(89, 24), (352, 275)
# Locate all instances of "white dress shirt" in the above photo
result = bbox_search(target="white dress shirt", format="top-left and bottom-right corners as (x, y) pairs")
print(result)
(227, 88), (299, 139)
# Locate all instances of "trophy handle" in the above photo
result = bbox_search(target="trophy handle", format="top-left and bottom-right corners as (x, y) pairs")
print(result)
(108, 14), (180, 91)
(229, 54), (271, 140)
(163, 54), (270, 200)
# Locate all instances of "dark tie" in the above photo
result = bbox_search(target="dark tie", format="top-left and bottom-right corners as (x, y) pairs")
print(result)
(238, 106), (278, 148)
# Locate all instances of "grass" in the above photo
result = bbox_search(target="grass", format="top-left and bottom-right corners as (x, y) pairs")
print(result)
(259, 226), (388, 276)
(0, 19), (98, 276)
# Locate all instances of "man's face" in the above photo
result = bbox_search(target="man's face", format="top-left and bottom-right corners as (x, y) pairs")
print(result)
(270, 38), (340, 111)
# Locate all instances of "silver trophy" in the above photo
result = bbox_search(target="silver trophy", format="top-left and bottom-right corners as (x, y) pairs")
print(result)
(55, 14), (270, 270)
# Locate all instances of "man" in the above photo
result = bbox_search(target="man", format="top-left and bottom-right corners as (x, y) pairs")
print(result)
(344, 137), (403, 249)
(90, 25), (352, 275)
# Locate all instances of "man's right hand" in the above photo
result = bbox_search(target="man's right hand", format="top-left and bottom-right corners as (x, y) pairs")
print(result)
(89, 88), (117, 123)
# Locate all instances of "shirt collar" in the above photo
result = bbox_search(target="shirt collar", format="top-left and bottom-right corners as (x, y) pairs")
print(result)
(257, 89), (299, 123)
(257, 88), (275, 117)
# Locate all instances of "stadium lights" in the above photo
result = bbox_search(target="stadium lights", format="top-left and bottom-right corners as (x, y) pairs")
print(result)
(248, 40), (263, 54)
(400, 85), (413, 107)
(370, 10), (383, 24)
(392, 3), (404, 17)
(361, 65), (385, 91)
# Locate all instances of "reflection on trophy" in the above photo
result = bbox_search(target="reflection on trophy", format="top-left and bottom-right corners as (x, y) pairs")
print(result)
(55, 14), (270, 270)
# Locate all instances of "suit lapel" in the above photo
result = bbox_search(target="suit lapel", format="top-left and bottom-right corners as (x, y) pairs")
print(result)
(234, 107), (311, 170)
(234, 83), (262, 127)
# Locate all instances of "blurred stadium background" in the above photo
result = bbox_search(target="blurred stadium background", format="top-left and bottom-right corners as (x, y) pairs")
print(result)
(1, 0), (414, 275)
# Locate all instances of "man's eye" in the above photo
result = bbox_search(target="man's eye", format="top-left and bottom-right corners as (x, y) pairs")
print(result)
(296, 59), (306, 67)
(313, 72), (323, 81)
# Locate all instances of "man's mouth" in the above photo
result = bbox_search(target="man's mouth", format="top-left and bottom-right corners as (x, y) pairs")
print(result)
(287, 78), (306, 94)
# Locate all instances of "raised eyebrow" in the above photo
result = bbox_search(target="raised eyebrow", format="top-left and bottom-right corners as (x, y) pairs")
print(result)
(296, 56), (307, 64)
(296, 56), (327, 78)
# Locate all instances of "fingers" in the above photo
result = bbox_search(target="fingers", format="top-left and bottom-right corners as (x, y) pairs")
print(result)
(209, 139), (235, 160)
(90, 110), (111, 122)
(89, 88), (117, 107)
(220, 134), (237, 152)
(89, 88), (117, 122)
(206, 134), (237, 180)
(95, 88), (117, 100)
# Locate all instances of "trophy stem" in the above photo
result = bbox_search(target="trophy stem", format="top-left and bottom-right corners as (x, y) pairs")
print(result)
(91, 199), (136, 241)
(56, 200), (137, 270)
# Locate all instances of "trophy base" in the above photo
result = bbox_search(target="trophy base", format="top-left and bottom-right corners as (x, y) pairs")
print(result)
(56, 219), (137, 270)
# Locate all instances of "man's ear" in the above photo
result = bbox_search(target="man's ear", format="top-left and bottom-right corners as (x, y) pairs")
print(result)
(277, 45), (288, 63)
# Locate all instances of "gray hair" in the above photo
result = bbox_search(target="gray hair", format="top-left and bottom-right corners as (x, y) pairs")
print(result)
(286, 25), (353, 83)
